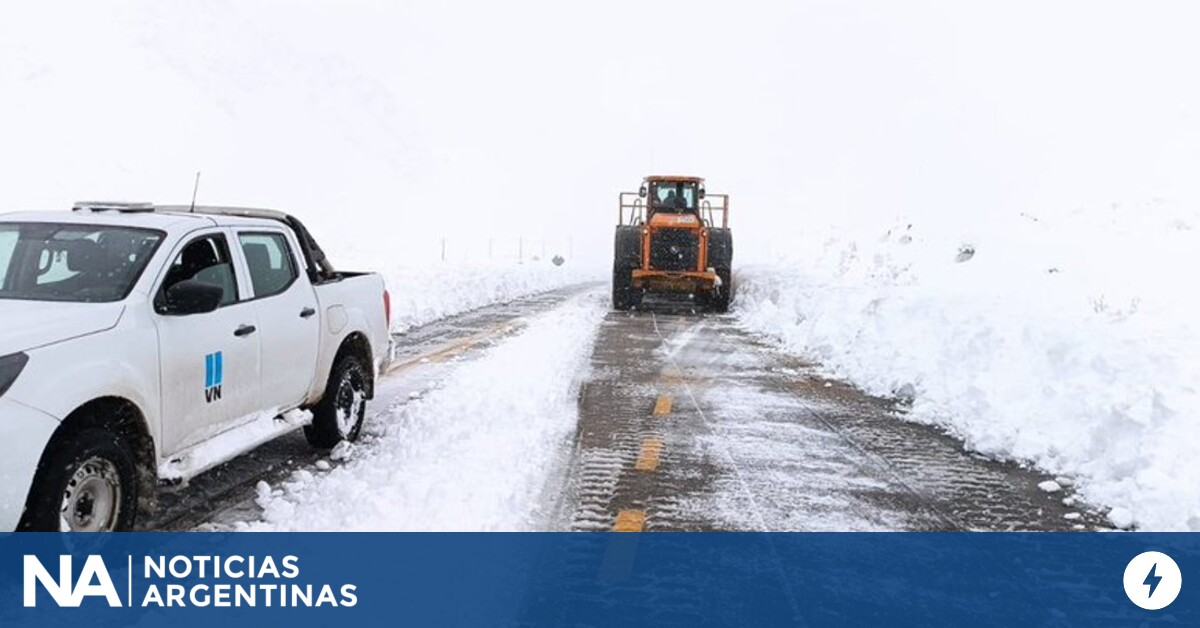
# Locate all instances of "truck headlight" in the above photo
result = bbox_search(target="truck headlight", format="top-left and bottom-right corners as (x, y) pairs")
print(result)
(0, 352), (29, 397)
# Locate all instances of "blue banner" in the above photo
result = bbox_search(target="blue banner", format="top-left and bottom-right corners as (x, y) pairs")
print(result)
(1, 533), (1196, 627)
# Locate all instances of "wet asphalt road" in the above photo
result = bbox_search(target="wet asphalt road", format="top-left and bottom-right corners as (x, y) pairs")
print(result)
(148, 284), (1103, 532)
(561, 299), (1105, 532)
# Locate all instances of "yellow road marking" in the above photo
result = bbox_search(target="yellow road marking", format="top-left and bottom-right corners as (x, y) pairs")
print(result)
(634, 437), (664, 472)
(386, 323), (519, 375)
(612, 510), (646, 532)
(652, 395), (673, 416)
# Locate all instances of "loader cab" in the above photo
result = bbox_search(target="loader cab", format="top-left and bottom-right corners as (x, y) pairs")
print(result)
(646, 180), (700, 214)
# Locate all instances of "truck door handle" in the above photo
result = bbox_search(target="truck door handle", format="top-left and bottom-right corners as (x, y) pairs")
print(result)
(234, 324), (257, 337)
(300, 307), (316, 319)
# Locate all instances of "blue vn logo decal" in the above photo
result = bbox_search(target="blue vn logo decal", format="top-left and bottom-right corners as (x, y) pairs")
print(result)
(204, 352), (223, 403)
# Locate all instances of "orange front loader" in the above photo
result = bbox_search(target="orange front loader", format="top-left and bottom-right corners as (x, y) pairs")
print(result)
(612, 175), (733, 312)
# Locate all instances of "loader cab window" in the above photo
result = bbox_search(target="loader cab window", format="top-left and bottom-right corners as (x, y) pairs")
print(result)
(650, 182), (697, 213)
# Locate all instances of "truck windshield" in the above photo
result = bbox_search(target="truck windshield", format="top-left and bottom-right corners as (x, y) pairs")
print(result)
(0, 223), (164, 303)
(650, 182), (697, 213)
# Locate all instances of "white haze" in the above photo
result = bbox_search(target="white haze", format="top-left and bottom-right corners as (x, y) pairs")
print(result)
(2, 1), (1199, 266)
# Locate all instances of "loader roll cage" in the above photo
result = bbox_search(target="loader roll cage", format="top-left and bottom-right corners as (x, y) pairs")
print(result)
(618, 192), (729, 229)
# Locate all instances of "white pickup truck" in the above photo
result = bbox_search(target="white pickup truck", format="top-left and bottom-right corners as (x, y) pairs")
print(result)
(0, 203), (393, 531)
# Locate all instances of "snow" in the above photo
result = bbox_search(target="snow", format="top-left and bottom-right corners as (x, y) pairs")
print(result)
(736, 202), (1200, 531)
(1109, 507), (1135, 530)
(2, 2), (1197, 534)
(327, 441), (355, 463)
(1038, 481), (1062, 494)
(334, 247), (600, 333)
(240, 290), (606, 531)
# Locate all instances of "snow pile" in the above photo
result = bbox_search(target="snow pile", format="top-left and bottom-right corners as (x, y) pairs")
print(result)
(333, 248), (599, 332)
(243, 291), (606, 531)
(735, 202), (1200, 531)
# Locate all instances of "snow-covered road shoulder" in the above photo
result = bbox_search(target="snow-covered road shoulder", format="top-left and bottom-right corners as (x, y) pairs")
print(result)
(735, 207), (1200, 531)
(241, 289), (607, 531)
(333, 249), (603, 333)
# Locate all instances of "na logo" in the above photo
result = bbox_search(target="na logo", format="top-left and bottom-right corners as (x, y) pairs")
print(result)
(23, 555), (122, 607)
(205, 351), (224, 403)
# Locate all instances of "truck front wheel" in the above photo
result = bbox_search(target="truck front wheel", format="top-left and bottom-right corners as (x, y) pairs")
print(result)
(306, 353), (369, 449)
(19, 427), (139, 532)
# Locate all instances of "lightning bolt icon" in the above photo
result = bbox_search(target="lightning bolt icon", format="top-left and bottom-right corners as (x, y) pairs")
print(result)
(1144, 563), (1162, 598)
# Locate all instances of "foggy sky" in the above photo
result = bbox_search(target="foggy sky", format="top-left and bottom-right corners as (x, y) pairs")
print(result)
(2, 1), (1198, 265)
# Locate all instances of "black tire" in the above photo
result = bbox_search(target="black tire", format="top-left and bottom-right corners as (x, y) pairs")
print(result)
(614, 226), (642, 266)
(706, 229), (734, 313)
(709, 267), (733, 313)
(19, 427), (139, 532)
(612, 226), (643, 311)
(707, 228), (733, 269)
(305, 353), (370, 449)
(612, 264), (641, 310)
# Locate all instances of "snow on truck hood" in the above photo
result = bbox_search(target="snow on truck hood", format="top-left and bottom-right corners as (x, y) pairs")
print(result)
(0, 300), (125, 355)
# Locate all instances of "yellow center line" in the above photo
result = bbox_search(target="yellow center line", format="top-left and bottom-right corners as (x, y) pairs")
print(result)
(652, 395), (673, 416)
(612, 510), (646, 532)
(634, 437), (664, 472)
(386, 322), (520, 375)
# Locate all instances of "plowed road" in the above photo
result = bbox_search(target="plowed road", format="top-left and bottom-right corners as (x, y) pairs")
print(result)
(149, 284), (1102, 532)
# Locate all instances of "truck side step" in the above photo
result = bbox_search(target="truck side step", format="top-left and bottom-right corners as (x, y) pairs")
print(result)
(156, 408), (313, 489)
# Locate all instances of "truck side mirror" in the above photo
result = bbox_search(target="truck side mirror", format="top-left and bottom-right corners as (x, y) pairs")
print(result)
(698, 187), (706, 199)
(638, 185), (648, 198)
(160, 280), (224, 315)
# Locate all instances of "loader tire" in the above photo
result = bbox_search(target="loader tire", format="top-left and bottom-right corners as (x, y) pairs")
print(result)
(614, 226), (642, 267)
(707, 229), (734, 313)
(707, 228), (733, 269)
(613, 226), (643, 311)
(709, 267), (732, 313)
(612, 265), (641, 310)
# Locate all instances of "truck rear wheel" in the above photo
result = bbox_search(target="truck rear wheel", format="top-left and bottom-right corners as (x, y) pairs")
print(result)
(306, 353), (369, 449)
(19, 427), (139, 532)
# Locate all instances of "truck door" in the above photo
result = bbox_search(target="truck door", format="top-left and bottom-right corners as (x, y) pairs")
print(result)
(235, 229), (320, 411)
(153, 231), (262, 456)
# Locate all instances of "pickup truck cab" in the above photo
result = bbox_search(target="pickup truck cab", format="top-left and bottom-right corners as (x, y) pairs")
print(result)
(0, 203), (393, 531)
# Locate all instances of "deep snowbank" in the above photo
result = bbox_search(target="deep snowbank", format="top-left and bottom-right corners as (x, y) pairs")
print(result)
(244, 290), (606, 531)
(736, 203), (1200, 531)
(333, 247), (600, 332)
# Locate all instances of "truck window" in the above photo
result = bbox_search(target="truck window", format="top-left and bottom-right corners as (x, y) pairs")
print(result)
(0, 229), (17, 284)
(159, 235), (239, 307)
(239, 233), (297, 299)
(0, 223), (163, 303)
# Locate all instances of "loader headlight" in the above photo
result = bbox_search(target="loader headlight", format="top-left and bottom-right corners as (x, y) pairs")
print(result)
(0, 352), (29, 398)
